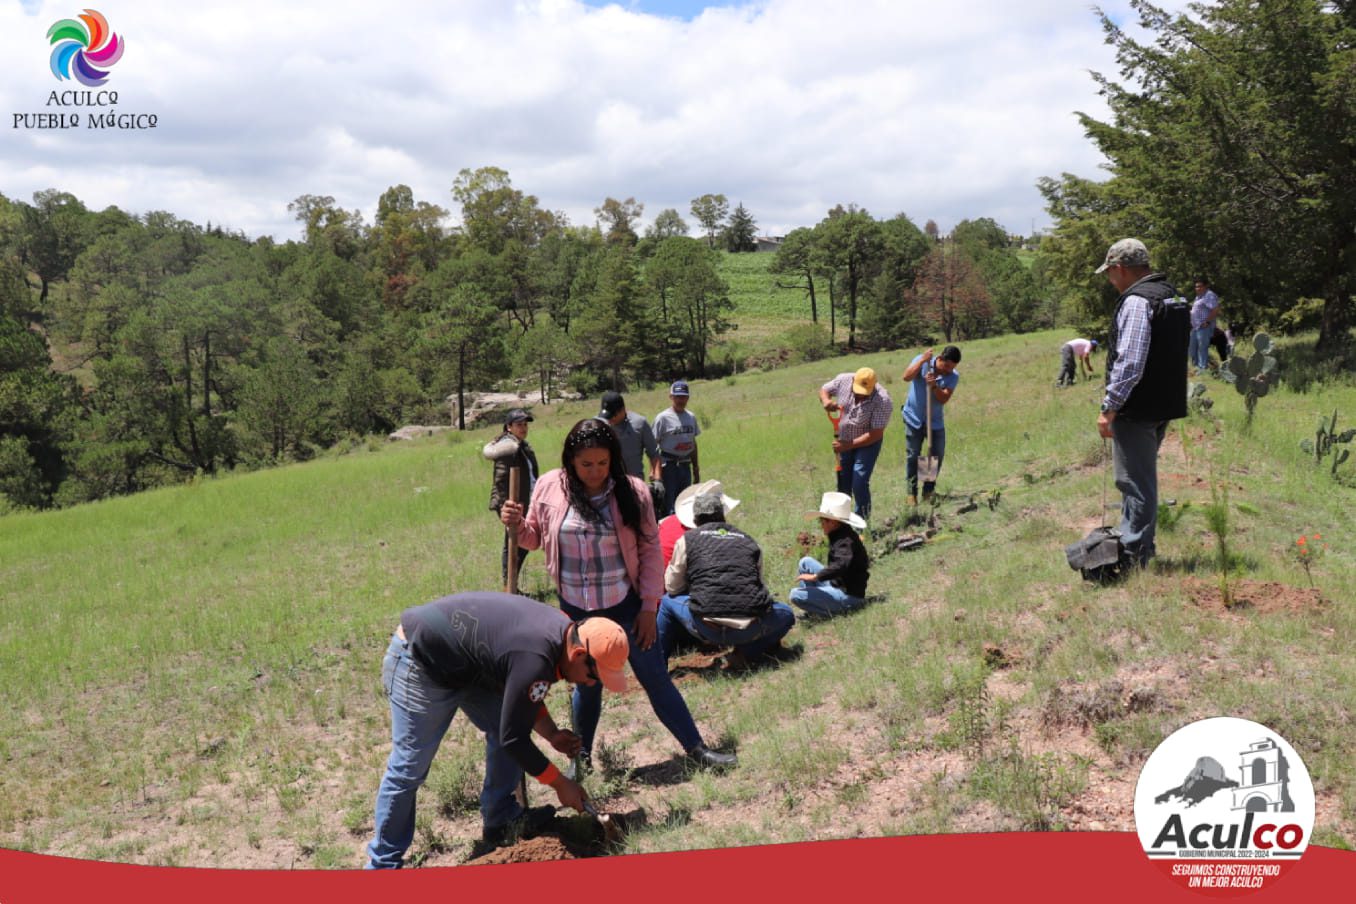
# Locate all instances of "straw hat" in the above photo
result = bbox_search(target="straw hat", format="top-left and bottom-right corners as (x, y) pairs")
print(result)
(674, 479), (741, 528)
(806, 491), (866, 531)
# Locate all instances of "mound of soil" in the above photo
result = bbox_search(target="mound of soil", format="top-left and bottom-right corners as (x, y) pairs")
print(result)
(464, 835), (579, 865)
(1183, 578), (1326, 614)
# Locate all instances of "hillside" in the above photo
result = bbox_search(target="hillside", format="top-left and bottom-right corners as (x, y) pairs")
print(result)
(2, 329), (1354, 867)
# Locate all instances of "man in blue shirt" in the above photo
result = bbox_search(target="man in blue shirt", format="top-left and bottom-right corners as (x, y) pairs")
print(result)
(900, 346), (961, 505)
(1188, 278), (1222, 373)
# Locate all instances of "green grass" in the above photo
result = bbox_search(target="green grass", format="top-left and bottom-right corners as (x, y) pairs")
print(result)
(3, 327), (1354, 865)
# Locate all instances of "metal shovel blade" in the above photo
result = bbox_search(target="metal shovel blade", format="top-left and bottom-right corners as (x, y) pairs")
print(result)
(919, 453), (940, 483)
(583, 800), (623, 843)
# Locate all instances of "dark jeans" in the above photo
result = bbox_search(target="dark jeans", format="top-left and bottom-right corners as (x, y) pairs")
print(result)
(560, 590), (702, 755)
(905, 423), (946, 497)
(835, 439), (883, 520)
(1111, 416), (1168, 565)
(656, 594), (795, 660)
(660, 459), (693, 517)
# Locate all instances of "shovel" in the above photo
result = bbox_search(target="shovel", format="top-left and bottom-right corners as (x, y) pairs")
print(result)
(826, 405), (843, 473)
(918, 365), (940, 486)
(505, 466), (521, 594)
(583, 799), (623, 843)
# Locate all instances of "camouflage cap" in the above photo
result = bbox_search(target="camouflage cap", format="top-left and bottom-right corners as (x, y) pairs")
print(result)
(1095, 238), (1150, 274)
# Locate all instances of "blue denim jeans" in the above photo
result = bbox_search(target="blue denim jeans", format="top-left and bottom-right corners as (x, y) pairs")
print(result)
(1111, 416), (1168, 566)
(657, 594), (795, 659)
(1189, 324), (1214, 370)
(788, 556), (865, 616)
(560, 591), (703, 755)
(835, 439), (883, 520)
(365, 633), (525, 869)
(905, 423), (946, 496)
(659, 460), (693, 517)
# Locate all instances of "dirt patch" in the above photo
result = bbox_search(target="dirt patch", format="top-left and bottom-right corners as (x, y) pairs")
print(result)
(464, 835), (579, 865)
(1182, 578), (1327, 614)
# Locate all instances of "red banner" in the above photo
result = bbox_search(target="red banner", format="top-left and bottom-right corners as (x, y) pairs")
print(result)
(1, 834), (1351, 903)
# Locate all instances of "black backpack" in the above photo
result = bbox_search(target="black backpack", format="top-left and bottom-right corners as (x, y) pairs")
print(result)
(1065, 526), (1132, 584)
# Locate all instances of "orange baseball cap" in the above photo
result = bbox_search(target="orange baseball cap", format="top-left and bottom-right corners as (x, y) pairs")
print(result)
(576, 618), (629, 692)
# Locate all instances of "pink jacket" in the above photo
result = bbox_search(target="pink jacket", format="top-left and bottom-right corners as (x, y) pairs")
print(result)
(513, 469), (664, 611)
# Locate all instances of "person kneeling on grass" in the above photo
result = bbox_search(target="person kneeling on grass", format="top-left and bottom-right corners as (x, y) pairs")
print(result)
(789, 492), (871, 617)
(658, 487), (796, 672)
(365, 591), (627, 869)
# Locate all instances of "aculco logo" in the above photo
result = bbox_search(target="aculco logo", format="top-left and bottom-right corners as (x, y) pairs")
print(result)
(1134, 717), (1314, 896)
(47, 9), (124, 86)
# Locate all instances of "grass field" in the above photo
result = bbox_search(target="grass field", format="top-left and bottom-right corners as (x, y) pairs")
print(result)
(715, 250), (822, 353)
(3, 329), (1354, 867)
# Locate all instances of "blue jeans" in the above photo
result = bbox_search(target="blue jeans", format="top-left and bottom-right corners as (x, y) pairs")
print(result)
(657, 594), (795, 659)
(1189, 324), (1214, 370)
(660, 460), (693, 517)
(366, 633), (525, 869)
(560, 591), (703, 755)
(1111, 417), (1168, 566)
(905, 423), (946, 496)
(788, 556), (865, 616)
(835, 439), (883, 520)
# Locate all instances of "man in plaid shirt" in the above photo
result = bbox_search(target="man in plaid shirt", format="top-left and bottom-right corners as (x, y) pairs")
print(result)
(818, 367), (892, 522)
(1096, 238), (1189, 569)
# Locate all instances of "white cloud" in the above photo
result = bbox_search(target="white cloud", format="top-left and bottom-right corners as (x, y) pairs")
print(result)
(0, 0), (1189, 240)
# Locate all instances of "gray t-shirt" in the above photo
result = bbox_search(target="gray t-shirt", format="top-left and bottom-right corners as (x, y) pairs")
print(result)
(653, 407), (700, 460)
(610, 411), (659, 477)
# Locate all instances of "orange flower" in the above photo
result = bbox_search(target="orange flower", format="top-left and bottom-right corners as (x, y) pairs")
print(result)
(1296, 537), (1306, 545)
(1312, 533), (1321, 541)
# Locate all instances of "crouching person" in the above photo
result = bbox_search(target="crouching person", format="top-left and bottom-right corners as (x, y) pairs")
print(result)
(365, 591), (627, 869)
(658, 488), (796, 671)
(789, 492), (871, 616)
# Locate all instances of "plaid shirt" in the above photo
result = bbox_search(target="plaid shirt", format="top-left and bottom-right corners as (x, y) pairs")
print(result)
(823, 373), (893, 444)
(555, 486), (633, 611)
(1105, 295), (1151, 412)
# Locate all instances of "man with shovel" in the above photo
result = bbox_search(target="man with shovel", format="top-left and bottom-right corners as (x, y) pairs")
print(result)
(901, 346), (961, 505)
(365, 591), (628, 869)
(818, 366), (892, 522)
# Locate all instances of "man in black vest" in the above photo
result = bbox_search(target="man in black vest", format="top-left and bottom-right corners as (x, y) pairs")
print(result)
(657, 490), (796, 671)
(1095, 238), (1189, 568)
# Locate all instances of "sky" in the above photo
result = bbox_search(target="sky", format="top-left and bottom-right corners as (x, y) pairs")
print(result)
(1, 0), (1189, 243)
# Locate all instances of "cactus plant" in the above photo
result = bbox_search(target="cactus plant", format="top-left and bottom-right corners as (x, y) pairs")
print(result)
(1221, 332), (1279, 429)
(1300, 409), (1356, 476)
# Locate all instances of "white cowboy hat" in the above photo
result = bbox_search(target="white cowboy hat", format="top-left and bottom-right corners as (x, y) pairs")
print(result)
(806, 491), (866, 531)
(675, 479), (741, 528)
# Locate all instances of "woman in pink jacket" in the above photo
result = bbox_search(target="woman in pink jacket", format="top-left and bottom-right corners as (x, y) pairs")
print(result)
(501, 418), (735, 773)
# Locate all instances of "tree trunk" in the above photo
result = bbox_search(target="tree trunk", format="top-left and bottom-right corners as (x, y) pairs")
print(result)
(456, 343), (467, 431)
(807, 270), (818, 324)
(1315, 290), (1352, 356)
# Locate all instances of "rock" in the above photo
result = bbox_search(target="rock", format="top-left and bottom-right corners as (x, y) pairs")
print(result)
(388, 425), (455, 441)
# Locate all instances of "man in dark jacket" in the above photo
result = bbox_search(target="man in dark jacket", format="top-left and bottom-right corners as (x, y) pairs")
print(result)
(1095, 238), (1189, 568)
(483, 408), (539, 583)
(789, 492), (871, 616)
(366, 591), (628, 869)
(657, 489), (795, 670)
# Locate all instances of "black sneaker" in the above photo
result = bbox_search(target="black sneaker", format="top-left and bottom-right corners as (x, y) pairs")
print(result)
(564, 750), (593, 781)
(686, 744), (737, 771)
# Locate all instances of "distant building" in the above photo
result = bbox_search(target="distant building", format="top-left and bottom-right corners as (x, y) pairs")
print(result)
(754, 235), (784, 253)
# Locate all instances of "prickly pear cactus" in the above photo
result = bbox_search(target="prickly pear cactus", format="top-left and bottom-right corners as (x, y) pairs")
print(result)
(1222, 332), (1279, 425)
(1300, 409), (1356, 475)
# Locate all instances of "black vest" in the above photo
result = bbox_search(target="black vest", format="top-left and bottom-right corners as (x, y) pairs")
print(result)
(683, 522), (774, 619)
(1106, 273), (1190, 422)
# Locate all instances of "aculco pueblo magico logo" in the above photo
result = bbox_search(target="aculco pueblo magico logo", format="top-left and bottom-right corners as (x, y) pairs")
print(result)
(48, 8), (124, 86)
